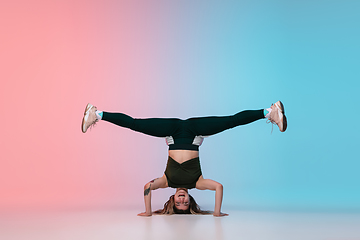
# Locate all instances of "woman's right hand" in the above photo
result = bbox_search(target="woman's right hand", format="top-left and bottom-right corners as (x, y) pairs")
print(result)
(137, 212), (152, 217)
(213, 212), (229, 217)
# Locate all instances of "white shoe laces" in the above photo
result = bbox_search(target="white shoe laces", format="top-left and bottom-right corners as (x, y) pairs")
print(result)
(88, 119), (98, 131)
(266, 104), (277, 133)
(266, 118), (275, 133)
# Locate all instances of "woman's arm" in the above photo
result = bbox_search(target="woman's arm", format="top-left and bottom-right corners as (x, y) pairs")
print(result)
(137, 174), (168, 217)
(196, 176), (228, 217)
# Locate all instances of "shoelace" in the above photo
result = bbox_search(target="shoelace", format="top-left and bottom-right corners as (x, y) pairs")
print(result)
(266, 103), (276, 133)
(266, 118), (275, 134)
(88, 119), (99, 131)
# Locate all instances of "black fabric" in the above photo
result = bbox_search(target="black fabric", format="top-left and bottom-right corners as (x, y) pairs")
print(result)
(102, 109), (265, 150)
(168, 143), (199, 151)
(164, 157), (202, 189)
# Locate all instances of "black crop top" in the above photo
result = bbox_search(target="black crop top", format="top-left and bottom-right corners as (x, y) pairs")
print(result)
(164, 157), (202, 189)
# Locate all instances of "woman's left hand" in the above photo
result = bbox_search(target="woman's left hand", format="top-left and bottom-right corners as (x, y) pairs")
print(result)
(213, 212), (229, 217)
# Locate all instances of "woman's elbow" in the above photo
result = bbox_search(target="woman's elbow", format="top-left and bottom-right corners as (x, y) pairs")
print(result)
(144, 182), (151, 190)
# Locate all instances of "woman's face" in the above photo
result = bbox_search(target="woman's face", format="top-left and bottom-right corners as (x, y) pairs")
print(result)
(174, 188), (190, 210)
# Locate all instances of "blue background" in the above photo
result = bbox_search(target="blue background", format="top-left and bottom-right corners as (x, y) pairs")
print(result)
(151, 0), (360, 211)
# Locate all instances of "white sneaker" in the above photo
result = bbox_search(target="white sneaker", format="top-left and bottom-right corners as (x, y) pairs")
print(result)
(268, 101), (287, 132)
(81, 103), (98, 133)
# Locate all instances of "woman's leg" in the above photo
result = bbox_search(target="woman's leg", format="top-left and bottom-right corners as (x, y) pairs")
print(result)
(186, 109), (265, 136)
(102, 112), (181, 137)
(82, 101), (286, 134)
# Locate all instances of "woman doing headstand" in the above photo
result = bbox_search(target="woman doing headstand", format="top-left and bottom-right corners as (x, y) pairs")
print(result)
(81, 101), (287, 217)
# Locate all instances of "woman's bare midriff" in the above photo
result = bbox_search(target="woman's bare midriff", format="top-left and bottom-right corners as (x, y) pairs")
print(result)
(168, 150), (199, 164)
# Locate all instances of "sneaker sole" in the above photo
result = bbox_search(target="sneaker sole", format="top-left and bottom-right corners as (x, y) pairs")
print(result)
(276, 101), (287, 132)
(81, 103), (94, 133)
(282, 115), (287, 132)
(275, 101), (284, 114)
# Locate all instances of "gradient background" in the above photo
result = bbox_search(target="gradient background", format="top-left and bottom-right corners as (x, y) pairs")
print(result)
(1, 0), (359, 212)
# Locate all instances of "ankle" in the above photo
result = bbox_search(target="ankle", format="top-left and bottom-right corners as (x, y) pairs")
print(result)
(95, 110), (103, 120)
(264, 108), (272, 119)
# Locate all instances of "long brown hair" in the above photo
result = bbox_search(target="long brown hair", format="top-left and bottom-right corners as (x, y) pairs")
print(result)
(153, 194), (211, 215)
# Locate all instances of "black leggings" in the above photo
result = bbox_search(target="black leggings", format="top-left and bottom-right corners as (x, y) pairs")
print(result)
(102, 109), (265, 138)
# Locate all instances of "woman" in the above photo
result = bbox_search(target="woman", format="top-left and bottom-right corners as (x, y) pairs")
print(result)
(81, 101), (287, 217)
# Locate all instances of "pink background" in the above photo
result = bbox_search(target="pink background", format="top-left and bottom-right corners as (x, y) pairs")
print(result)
(1, 1), (176, 211)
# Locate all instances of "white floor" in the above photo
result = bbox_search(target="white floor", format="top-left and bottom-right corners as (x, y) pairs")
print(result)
(1, 209), (360, 240)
